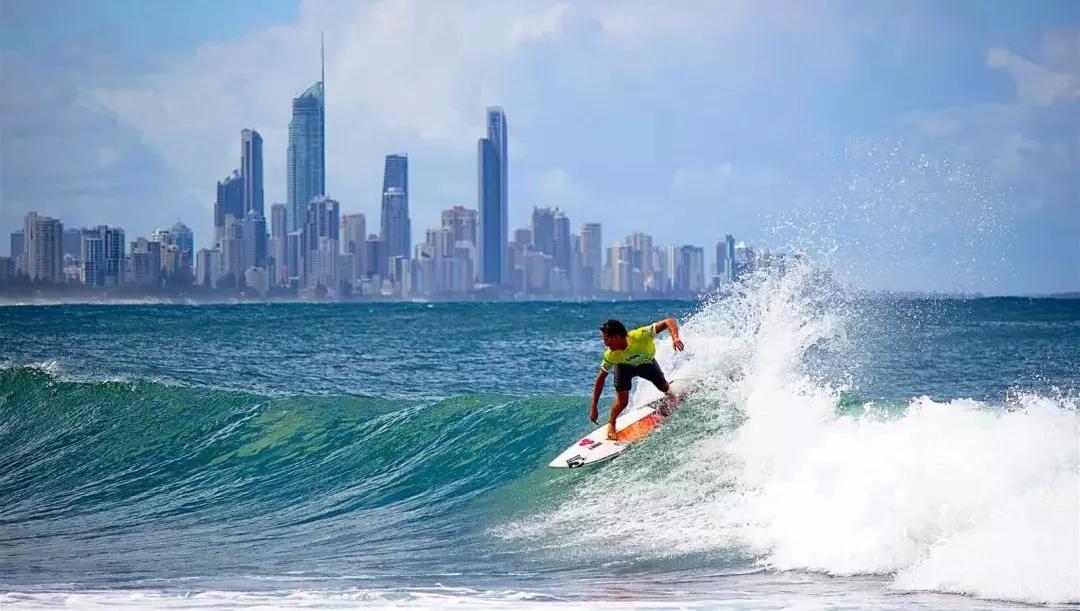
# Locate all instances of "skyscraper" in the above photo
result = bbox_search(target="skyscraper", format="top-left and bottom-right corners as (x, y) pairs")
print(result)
(81, 236), (105, 287)
(552, 210), (572, 274)
(287, 43), (326, 232)
(478, 107), (508, 285)
(303, 196), (339, 289)
(441, 206), (478, 246)
(382, 153), (408, 195)
(129, 238), (162, 287)
(270, 203), (288, 285)
(241, 129), (264, 219)
(579, 223), (602, 294)
(379, 153), (410, 274)
(341, 213), (366, 283)
(341, 213), (366, 255)
(170, 222), (194, 268)
(243, 210), (268, 269)
(676, 245), (706, 293)
(23, 212), (63, 283)
(215, 170), (244, 240)
(531, 207), (555, 255)
(723, 234), (736, 283)
(10, 230), (24, 259)
(627, 232), (654, 288)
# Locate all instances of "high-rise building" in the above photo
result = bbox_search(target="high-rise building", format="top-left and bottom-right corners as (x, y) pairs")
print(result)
(676, 245), (706, 293)
(478, 107), (508, 285)
(287, 46), (326, 232)
(579, 223), (602, 294)
(23, 213), (63, 283)
(441, 206), (477, 246)
(241, 129), (264, 218)
(734, 241), (754, 279)
(531, 207), (555, 255)
(62, 228), (83, 259)
(215, 170), (245, 240)
(270, 203), (288, 285)
(341, 213), (366, 284)
(722, 235), (737, 283)
(626, 232), (654, 289)
(379, 154), (409, 275)
(285, 231), (303, 287)
(341, 213), (366, 255)
(304, 196), (339, 289)
(170, 222), (194, 268)
(97, 226), (125, 286)
(243, 210), (268, 269)
(151, 228), (171, 246)
(552, 210), (572, 274)
(363, 234), (384, 278)
(382, 153), (408, 195)
(81, 236), (105, 287)
(195, 248), (215, 287)
(10, 230), (25, 275)
(9, 230), (24, 259)
(608, 242), (633, 294)
(128, 238), (161, 287)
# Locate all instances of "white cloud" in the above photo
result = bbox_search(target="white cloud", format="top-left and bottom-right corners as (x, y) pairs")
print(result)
(987, 47), (1079, 106)
(672, 162), (735, 192)
(535, 167), (582, 206)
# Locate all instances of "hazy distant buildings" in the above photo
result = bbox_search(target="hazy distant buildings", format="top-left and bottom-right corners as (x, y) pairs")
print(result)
(579, 223), (602, 295)
(128, 238), (161, 287)
(80, 235), (105, 287)
(716, 234), (736, 284)
(478, 107), (508, 286)
(23, 213), (63, 283)
(441, 206), (477, 247)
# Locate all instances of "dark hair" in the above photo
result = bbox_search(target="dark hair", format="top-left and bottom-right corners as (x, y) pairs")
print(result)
(599, 319), (628, 337)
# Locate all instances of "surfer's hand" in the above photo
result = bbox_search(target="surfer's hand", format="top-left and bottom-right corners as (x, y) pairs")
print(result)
(606, 422), (617, 440)
(672, 338), (685, 351)
(589, 405), (598, 424)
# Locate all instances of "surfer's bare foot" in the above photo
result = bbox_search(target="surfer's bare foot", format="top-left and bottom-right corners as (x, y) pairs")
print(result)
(606, 422), (617, 440)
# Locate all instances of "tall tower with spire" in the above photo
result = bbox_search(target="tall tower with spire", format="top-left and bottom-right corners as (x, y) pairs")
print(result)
(286, 35), (326, 233)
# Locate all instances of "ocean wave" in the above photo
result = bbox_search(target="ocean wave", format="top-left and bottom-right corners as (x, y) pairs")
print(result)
(499, 263), (1080, 605)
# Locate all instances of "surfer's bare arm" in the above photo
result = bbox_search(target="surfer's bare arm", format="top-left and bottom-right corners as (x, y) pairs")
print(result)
(589, 369), (607, 423)
(654, 318), (685, 351)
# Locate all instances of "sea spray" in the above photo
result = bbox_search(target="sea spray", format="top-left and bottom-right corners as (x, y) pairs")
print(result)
(501, 262), (1079, 605)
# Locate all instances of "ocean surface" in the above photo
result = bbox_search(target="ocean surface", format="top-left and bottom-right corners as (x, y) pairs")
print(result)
(1, 266), (1078, 609)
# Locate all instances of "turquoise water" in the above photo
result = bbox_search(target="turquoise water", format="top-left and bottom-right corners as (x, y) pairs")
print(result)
(2, 269), (1078, 609)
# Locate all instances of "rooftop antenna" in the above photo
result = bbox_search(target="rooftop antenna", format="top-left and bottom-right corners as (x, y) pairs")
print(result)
(320, 30), (325, 92)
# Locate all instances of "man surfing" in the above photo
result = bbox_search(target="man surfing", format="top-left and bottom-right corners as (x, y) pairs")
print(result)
(589, 318), (685, 440)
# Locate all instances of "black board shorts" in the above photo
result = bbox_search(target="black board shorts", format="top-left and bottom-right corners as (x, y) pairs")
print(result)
(613, 359), (669, 392)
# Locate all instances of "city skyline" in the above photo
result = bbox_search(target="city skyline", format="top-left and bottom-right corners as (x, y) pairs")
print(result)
(1, 1), (1077, 294)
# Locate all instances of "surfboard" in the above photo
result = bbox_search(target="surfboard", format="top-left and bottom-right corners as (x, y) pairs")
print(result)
(548, 379), (691, 469)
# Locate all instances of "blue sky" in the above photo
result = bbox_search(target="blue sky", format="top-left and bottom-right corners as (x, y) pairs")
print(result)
(1, 0), (1077, 294)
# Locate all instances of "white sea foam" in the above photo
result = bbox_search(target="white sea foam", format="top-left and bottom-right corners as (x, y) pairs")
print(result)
(508, 263), (1080, 605)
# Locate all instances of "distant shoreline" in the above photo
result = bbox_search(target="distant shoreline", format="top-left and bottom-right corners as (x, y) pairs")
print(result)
(1, 291), (1076, 306)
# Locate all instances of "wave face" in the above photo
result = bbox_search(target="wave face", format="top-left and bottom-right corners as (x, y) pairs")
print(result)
(1, 273), (1078, 607)
(498, 266), (1080, 605)
(0, 367), (588, 588)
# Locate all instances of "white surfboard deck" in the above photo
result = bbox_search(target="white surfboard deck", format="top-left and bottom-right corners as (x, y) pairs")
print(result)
(549, 379), (692, 469)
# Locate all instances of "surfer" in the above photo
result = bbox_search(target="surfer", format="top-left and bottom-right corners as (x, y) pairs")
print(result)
(590, 318), (685, 440)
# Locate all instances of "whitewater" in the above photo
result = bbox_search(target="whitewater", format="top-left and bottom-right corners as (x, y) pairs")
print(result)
(1, 264), (1077, 609)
